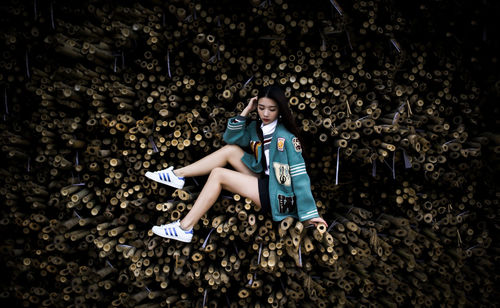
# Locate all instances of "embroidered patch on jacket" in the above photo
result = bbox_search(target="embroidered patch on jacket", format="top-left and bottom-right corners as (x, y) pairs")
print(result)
(277, 137), (285, 151)
(278, 194), (296, 213)
(273, 162), (291, 186)
(250, 140), (262, 160)
(292, 137), (302, 153)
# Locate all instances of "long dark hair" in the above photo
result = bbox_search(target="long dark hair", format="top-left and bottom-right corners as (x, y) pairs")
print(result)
(255, 85), (308, 160)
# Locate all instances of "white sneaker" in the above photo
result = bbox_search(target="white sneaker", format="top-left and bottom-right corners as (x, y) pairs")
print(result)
(152, 220), (193, 243)
(145, 166), (185, 189)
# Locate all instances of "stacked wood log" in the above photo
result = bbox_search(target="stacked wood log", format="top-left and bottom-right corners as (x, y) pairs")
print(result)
(0, 0), (498, 307)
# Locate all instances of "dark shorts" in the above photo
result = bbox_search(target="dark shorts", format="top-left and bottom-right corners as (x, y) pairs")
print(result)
(258, 175), (272, 215)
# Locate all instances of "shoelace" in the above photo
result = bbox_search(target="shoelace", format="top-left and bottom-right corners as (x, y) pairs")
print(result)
(158, 220), (180, 228)
(157, 168), (184, 181)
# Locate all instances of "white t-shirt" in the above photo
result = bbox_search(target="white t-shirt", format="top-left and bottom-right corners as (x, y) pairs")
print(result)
(261, 119), (278, 175)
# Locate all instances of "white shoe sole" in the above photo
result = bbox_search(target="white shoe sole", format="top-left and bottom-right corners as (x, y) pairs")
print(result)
(145, 171), (184, 189)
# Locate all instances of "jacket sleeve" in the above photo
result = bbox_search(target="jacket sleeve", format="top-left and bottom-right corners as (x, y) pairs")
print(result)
(222, 115), (250, 147)
(285, 136), (320, 221)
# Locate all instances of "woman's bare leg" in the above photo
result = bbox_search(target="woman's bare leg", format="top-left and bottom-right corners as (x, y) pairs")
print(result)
(174, 145), (257, 178)
(179, 167), (261, 230)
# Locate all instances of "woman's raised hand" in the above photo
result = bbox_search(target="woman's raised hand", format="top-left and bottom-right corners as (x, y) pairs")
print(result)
(240, 96), (258, 117)
(246, 96), (258, 112)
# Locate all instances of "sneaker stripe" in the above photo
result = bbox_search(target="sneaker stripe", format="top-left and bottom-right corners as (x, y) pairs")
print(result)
(174, 228), (178, 236)
(159, 173), (164, 181)
(167, 173), (171, 181)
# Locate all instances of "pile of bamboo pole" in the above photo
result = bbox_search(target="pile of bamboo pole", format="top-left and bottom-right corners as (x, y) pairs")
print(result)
(0, 0), (498, 307)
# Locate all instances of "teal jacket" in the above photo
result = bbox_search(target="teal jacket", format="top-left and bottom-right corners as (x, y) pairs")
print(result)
(223, 115), (320, 222)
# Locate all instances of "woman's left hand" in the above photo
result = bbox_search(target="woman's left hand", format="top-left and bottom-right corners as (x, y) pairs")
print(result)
(304, 217), (328, 228)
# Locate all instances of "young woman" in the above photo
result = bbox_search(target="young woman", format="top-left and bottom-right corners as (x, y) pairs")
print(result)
(146, 85), (327, 242)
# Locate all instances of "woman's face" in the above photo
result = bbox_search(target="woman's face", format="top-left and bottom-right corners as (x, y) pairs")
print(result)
(257, 97), (279, 125)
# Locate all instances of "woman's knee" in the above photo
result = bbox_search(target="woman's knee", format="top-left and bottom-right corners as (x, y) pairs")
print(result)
(209, 167), (226, 181)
